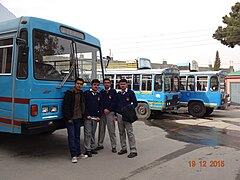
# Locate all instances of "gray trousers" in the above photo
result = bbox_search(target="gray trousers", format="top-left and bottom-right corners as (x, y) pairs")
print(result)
(84, 119), (97, 152)
(98, 112), (116, 148)
(117, 113), (137, 153)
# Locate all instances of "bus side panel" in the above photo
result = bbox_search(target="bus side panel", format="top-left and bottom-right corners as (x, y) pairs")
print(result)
(205, 92), (222, 107)
(13, 103), (29, 134)
(180, 91), (221, 108)
(151, 92), (165, 110)
(0, 106), (12, 133)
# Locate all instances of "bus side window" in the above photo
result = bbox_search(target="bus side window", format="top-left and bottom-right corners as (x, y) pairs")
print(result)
(210, 76), (219, 91)
(133, 74), (140, 91)
(142, 75), (152, 91)
(154, 75), (162, 91)
(179, 76), (186, 90)
(187, 76), (195, 91)
(196, 76), (207, 91)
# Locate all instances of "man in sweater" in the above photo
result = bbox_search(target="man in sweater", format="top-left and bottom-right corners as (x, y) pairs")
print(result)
(115, 79), (138, 158)
(62, 78), (87, 163)
(84, 79), (103, 157)
(96, 78), (117, 153)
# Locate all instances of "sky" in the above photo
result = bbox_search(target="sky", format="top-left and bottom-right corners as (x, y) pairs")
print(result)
(1, 0), (240, 70)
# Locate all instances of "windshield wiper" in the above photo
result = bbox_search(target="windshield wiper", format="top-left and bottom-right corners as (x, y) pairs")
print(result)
(57, 41), (78, 89)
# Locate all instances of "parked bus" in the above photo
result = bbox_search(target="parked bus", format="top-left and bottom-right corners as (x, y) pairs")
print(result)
(0, 16), (104, 134)
(179, 71), (228, 117)
(104, 68), (181, 119)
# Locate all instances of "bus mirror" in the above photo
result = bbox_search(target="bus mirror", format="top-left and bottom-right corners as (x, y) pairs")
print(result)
(18, 45), (29, 63)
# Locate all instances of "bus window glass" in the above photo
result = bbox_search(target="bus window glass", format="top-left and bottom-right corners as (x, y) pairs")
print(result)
(0, 38), (13, 74)
(180, 76), (186, 90)
(210, 76), (219, 91)
(187, 76), (195, 91)
(133, 74), (140, 91)
(173, 76), (179, 92)
(220, 77), (225, 93)
(33, 29), (100, 82)
(154, 75), (162, 91)
(17, 30), (28, 79)
(142, 75), (152, 91)
(196, 76), (207, 91)
(164, 75), (171, 91)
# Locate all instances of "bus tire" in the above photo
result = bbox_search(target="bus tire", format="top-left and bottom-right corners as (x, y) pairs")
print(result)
(136, 103), (151, 120)
(188, 102), (206, 118)
(205, 108), (214, 116)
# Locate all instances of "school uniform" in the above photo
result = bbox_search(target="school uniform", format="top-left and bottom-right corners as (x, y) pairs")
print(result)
(97, 88), (117, 150)
(84, 90), (102, 154)
(115, 88), (138, 154)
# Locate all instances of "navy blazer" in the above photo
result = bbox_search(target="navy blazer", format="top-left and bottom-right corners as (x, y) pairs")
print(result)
(115, 89), (137, 114)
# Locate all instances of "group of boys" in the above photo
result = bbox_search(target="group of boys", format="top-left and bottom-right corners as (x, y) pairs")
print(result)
(62, 77), (138, 163)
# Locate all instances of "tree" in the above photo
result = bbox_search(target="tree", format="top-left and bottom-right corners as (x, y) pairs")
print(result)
(212, 2), (240, 48)
(214, 50), (221, 71)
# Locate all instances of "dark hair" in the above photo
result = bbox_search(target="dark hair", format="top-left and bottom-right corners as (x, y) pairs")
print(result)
(103, 78), (110, 83)
(91, 79), (100, 84)
(75, 78), (84, 84)
(119, 79), (128, 83)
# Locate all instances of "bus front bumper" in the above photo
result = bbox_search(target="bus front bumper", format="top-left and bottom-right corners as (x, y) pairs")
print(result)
(21, 119), (66, 135)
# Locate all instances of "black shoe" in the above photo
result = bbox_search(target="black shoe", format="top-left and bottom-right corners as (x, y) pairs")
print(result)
(85, 151), (92, 157)
(95, 146), (104, 151)
(91, 150), (98, 154)
(117, 149), (127, 155)
(112, 148), (117, 153)
(127, 152), (138, 158)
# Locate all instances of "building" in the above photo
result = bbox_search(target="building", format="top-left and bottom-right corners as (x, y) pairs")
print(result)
(225, 70), (240, 105)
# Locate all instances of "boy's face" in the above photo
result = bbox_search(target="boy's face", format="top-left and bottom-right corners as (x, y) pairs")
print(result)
(91, 82), (100, 91)
(103, 80), (111, 89)
(120, 82), (127, 91)
(75, 80), (84, 91)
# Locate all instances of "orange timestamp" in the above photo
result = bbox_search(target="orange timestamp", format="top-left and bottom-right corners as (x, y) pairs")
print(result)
(188, 160), (225, 168)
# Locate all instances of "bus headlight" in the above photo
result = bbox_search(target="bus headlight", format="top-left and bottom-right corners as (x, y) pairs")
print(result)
(42, 106), (49, 113)
(50, 106), (58, 113)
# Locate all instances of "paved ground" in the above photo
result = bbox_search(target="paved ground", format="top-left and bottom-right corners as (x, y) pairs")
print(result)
(0, 107), (240, 180)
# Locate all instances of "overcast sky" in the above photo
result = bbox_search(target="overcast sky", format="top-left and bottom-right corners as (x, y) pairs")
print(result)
(1, 0), (240, 70)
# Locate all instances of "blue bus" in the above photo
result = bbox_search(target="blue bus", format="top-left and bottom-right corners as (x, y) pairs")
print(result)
(104, 68), (181, 119)
(179, 71), (228, 117)
(0, 16), (104, 134)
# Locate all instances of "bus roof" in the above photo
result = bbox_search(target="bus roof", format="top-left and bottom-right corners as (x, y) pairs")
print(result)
(180, 70), (228, 77)
(0, 16), (100, 47)
(105, 67), (180, 75)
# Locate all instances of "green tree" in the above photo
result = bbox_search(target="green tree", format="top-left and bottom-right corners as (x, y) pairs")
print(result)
(213, 2), (240, 48)
(214, 50), (221, 71)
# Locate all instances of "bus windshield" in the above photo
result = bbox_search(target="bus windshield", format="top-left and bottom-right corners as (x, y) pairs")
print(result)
(33, 29), (100, 82)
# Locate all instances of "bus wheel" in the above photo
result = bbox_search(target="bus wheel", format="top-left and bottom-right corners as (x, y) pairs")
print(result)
(188, 102), (206, 118)
(205, 108), (214, 116)
(136, 103), (151, 119)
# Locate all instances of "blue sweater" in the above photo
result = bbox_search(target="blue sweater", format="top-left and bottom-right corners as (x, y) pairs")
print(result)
(115, 89), (137, 114)
(100, 88), (117, 112)
(84, 90), (103, 118)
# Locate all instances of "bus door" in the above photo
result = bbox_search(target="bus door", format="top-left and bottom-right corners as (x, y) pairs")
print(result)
(0, 35), (16, 133)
